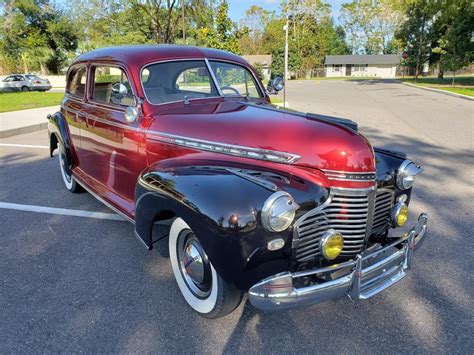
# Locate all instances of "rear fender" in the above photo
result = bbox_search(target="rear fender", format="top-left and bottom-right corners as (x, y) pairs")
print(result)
(47, 112), (73, 172)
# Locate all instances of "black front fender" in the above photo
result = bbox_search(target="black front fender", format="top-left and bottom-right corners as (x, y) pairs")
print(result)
(134, 163), (328, 289)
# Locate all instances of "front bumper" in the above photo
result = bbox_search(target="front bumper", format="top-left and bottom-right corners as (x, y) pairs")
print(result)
(249, 213), (428, 311)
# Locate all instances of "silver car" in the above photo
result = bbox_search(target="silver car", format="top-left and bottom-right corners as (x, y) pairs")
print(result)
(0, 74), (52, 92)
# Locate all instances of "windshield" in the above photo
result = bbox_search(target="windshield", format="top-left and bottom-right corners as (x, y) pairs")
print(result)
(141, 60), (262, 105)
(209, 61), (262, 98)
(142, 60), (219, 105)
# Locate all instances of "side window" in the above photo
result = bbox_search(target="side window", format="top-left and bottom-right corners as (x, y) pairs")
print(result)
(176, 67), (212, 94)
(92, 66), (135, 107)
(3, 76), (14, 82)
(66, 66), (87, 98)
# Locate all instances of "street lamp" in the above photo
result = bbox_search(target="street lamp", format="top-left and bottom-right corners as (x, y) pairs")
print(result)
(283, 14), (288, 108)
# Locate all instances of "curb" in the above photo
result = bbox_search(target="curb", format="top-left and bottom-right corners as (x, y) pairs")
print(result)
(400, 81), (474, 101)
(0, 122), (48, 138)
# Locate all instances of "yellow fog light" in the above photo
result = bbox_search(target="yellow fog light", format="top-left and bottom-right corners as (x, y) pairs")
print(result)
(391, 202), (408, 227)
(320, 230), (344, 260)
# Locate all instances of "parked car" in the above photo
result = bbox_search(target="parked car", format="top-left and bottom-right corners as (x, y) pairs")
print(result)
(0, 74), (52, 92)
(47, 45), (428, 318)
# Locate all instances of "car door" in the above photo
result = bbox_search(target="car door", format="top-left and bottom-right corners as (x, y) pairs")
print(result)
(79, 64), (142, 214)
(62, 64), (88, 169)
(15, 75), (28, 91)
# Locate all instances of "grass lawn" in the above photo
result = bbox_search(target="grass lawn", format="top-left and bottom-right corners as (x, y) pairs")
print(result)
(270, 97), (283, 104)
(399, 76), (474, 86)
(433, 87), (474, 97)
(301, 76), (377, 81)
(399, 76), (474, 97)
(0, 91), (64, 113)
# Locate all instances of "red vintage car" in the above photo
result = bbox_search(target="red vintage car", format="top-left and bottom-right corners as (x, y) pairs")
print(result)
(48, 45), (427, 318)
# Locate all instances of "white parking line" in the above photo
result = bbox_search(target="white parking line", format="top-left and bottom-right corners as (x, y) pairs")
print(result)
(0, 143), (49, 149)
(0, 202), (126, 221)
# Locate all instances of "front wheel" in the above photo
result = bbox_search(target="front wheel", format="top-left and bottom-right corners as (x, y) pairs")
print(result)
(169, 218), (243, 318)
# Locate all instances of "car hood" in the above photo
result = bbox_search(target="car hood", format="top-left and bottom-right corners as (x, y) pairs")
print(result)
(148, 100), (375, 173)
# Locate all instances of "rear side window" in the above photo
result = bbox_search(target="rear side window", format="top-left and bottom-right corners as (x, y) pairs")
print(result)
(66, 66), (87, 98)
(92, 66), (135, 107)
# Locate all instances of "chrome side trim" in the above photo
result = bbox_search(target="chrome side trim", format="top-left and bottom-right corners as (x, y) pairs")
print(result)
(147, 131), (301, 164)
(58, 107), (302, 165)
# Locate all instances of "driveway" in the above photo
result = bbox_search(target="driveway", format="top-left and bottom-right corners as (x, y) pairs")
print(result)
(1, 80), (473, 353)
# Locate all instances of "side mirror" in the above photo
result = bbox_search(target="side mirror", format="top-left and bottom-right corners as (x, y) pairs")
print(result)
(267, 76), (284, 94)
(112, 83), (128, 95)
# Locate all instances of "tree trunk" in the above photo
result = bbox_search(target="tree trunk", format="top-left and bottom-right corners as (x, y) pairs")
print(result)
(415, 14), (426, 82)
(40, 62), (48, 76)
(437, 61), (444, 79)
(452, 71), (456, 86)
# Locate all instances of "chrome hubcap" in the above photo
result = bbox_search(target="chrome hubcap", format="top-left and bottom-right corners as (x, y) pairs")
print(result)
(177, 232), (212, 298)
(182, 242), (205, 284)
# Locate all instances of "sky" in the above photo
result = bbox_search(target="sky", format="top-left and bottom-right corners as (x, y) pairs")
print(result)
(227, 0), (347, 24)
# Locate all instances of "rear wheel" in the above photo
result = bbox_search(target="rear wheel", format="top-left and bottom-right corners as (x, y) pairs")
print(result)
(169, 218), (243, 318)
(21, 86), (29, 92)
(58, 143), (81, 193)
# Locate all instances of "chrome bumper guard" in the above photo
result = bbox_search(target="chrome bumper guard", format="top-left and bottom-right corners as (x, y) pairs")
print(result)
(249, 213), (428, 311)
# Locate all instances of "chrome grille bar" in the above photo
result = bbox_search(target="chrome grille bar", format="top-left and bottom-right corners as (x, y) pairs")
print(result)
(293, 186), (395, 263)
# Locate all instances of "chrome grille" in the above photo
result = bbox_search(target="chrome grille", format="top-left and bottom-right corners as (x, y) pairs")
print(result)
(294, 191), (370, 262)
(294, 187), (395, 263)
(371, 188), (395, 233)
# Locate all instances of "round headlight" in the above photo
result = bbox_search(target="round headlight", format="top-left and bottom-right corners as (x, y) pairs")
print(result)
(391, 201), (408, 227)
(320, 230), (344, 260)
(261, 191), (298, 232)
(396, 160), (422, 190)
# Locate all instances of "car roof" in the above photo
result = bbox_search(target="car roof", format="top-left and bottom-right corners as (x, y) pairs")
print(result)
(73, 45), (248, 68)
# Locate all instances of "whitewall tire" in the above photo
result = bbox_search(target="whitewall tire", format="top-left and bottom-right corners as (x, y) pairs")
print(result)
(169, 217), (242, 318)
(58, 143), (81, 193)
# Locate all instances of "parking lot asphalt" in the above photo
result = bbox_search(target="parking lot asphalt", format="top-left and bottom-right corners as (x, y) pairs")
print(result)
(1, 80), (473, 353)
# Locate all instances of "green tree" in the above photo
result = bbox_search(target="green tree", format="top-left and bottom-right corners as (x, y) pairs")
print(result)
(396, 0), (440, 79)
(340, 0), (404, 54)
(432, 0), (474, 84)
(271, 47), (302, 78)
(253, 62), (264, 80)
(238, 5), (274, 55)
(197, 1), (241, 54)
(0, 0), (78, 74)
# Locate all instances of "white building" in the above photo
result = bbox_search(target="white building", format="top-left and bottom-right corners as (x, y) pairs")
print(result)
(325, 55), (400, 78)
(243, 55), (272, 81)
